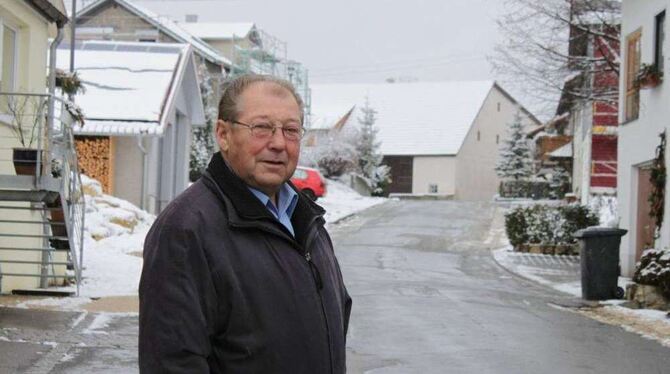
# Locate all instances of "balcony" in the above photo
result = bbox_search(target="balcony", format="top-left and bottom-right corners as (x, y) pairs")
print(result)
(0, 92), (85, 295)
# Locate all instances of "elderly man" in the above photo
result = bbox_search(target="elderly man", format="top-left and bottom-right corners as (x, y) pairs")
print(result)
(139, 75), (352, 373)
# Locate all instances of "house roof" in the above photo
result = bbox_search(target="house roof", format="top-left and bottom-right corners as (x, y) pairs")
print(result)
(56, 40), (204, 136)
(310, 81), (504, 156)
(25, 0), (69, 26)
(76, 0), (231, 67)
(179, 22), (257, 41)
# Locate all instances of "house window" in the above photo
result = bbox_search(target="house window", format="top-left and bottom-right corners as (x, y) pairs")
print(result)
(0, 23), (18, 92)
(429, 184), (438, 193)
(625, 29), (642, 122)
(138, 38), (157, 43)
(477, 130), (481, 141)
(496, 134), (500, 144)
(656, 11), (666, 74)
(497, 102), (501, 112)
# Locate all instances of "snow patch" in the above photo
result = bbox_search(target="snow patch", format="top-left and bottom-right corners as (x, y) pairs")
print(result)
(318, 179), (386, 224)
(16, 297), (91, 310)
(83, 313), (116, 335)
(589, 195), (618, 228)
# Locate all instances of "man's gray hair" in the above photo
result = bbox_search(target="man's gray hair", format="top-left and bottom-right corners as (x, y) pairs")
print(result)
(217, 74), (305, 124)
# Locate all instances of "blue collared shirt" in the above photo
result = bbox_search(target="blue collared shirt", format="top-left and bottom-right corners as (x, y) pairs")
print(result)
(248, 183), (299, 237)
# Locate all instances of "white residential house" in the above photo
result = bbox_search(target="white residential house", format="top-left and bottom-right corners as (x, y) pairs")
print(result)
(57, 40), (205, 214)
(0, 0), (83, 294)
(617, 0), (668, 276)
(309, 81), (540, 200)
(72, 0), (230, 105)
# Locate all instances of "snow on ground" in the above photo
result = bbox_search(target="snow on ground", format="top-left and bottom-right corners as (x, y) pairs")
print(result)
(493, 246), (670, 347)
(318, 179), (386, 224)
(77, 175), (154, 298)
(54, 175), (384, 300)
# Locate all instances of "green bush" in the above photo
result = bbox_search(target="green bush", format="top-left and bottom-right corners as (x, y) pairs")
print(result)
(559, 204), (599, 244)
(504, 207), (528, 248)
(504, 203), (599, 250)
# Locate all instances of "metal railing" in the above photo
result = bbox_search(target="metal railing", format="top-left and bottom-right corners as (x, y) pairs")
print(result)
(0, 92), (85, 294)
(52, 96), (86, 295)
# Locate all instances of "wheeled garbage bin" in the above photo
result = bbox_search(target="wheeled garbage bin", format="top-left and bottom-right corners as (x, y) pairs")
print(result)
(573, 227), (628, 300)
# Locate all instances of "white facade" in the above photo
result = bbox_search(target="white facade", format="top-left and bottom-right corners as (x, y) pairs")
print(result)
(0, 0), (68, 293)
(412, 156), (456, 195)
(309, 82), (540, 200)
(455, 87), (536, 200)
(618, 0), (669, 276)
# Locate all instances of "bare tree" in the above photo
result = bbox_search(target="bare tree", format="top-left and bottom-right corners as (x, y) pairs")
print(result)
(490, 0), (621, 119)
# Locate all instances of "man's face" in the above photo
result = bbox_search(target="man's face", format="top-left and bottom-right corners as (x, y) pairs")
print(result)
(216, 82), (302, 198)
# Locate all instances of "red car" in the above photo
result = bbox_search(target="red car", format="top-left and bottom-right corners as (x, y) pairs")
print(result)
(291, 166), (327, 201)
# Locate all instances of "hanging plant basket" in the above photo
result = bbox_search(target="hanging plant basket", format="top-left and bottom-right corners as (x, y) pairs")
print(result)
(636, 63), (664, 89)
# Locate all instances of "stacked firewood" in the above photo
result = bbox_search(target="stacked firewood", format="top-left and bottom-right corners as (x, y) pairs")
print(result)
(75, 136), (112, 193)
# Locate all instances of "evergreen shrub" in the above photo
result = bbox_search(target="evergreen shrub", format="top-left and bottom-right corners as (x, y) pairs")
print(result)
(504, 204), (599, 250)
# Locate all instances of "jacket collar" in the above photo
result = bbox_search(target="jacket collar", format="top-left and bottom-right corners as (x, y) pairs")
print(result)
(204, 153), (326, 245)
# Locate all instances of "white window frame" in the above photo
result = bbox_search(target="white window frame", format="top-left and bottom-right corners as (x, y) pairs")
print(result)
(0, 18), (20, 92)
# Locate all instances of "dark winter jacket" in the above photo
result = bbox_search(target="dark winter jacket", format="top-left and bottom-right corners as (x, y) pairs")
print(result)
(139, 153), (352, 373)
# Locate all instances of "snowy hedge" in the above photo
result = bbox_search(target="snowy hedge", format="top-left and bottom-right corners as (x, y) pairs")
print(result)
(505, 204), (599, 249)
(633, 248), (670, 299)
(498, 180), (551, 199)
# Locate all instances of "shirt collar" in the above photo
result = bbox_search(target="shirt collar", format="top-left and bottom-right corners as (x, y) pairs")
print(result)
(247, 183), (299, 218)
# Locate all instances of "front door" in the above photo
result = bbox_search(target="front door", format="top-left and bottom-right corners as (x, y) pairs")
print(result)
(636, 167), (655, 260)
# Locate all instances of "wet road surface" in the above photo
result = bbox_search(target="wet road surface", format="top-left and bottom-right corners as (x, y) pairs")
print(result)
(333, 200), (670, 374)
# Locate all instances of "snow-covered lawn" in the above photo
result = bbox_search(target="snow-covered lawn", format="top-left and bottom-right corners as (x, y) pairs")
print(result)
(74, 177), (384, 298)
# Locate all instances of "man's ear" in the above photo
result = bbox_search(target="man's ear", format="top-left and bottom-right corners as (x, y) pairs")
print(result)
(215, 119), (230, 152)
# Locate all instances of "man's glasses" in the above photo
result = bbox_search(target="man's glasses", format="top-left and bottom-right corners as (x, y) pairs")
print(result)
(230, 120), (305, 141)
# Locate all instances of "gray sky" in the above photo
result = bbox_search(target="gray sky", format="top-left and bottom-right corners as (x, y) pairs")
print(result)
(71, 0), (540, 114)
(131, 0), (505, 84)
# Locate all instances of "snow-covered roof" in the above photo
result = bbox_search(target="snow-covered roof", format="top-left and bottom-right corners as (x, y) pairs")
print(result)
(549, 142), (573, 158)
(75, 120), (162, 136)
(56, 41), (198, 136)
(179, 22), (256, 40)
(310, 81), (497, 156)
(77, 0), (231, 67)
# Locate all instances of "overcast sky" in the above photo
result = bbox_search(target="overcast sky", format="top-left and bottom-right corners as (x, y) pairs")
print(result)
(70, 0), (540, 115)
(130, 0), (505, 83)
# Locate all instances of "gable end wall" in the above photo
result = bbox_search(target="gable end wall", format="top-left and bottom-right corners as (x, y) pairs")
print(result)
(455, 87), (537, 200)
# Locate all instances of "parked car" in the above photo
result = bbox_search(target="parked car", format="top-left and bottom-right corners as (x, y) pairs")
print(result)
(291, 166), (327, 201)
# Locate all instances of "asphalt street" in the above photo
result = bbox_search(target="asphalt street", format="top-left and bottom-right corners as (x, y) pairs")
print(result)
(334, 200), (670, 374)
(1, 200), (669, 373)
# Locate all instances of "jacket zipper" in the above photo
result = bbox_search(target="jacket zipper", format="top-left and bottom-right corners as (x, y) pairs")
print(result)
(303, 229), (334, 374)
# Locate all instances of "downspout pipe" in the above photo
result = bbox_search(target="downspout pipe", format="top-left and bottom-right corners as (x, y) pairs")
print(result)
(47, 24), (65, 144)
(136, 134), (148, 210)
(42, 23), (65, 289)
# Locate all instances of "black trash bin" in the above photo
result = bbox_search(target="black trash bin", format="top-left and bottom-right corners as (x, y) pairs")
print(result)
(574, 227), (628, 300)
